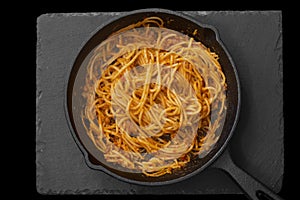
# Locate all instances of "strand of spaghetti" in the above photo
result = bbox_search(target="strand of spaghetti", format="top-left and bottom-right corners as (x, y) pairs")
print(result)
(107, 150), (135, 169)
(111, 48), (141, 79)
(152, 50), (162, 102)
(157, 33), (177, 48)
(131, 63), (153, 113)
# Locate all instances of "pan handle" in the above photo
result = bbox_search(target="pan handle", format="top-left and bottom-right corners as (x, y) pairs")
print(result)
(212, 149), (284, 200)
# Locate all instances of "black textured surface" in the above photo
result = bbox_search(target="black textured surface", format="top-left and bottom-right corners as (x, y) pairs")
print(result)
(36, 11), (283, 194)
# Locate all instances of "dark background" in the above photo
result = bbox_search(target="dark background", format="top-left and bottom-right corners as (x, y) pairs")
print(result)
(17, 1), (292, 200)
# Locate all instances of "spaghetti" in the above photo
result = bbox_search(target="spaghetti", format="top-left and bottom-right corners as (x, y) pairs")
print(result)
(81, 17), (227, 177)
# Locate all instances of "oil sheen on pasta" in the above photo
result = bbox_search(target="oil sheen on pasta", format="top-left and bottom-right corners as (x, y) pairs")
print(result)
(81, 17), (227, 177)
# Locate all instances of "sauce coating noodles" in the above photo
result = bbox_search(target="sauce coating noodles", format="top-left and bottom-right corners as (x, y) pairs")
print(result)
(81, 17), (227, 177)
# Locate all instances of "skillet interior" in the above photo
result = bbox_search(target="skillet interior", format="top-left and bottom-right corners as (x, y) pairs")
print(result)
(65, 9), (240, 185)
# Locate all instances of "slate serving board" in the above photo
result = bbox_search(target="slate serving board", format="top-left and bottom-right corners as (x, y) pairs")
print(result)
(36, 10), (283, 194)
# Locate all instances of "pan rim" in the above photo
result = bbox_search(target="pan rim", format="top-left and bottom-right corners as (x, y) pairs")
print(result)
(63, 8), (241, 186)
